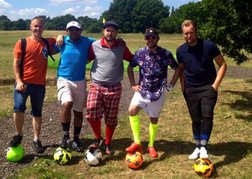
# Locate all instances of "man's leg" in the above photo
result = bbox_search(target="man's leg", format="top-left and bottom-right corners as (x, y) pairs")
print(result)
(10, 112), (25, 147)
(72, 110), (83, 152)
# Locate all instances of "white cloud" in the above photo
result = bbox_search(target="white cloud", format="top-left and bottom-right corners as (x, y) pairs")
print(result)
(49, 0), (97, 6)
(9, 8), (47, 20)
(0, 0), (11, 8)
(63, 8), (75, 14)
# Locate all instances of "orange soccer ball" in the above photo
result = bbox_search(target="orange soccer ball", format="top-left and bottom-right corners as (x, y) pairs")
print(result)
(194, 158), (214, 178)
(125, 152), (143, 169)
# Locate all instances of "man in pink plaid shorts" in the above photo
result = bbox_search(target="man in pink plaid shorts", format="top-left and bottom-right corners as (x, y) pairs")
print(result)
(86, 21), (133, 155)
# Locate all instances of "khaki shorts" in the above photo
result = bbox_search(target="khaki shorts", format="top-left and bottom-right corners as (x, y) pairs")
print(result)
(130, 91), (165, 118)
(57, 78), (87, 112)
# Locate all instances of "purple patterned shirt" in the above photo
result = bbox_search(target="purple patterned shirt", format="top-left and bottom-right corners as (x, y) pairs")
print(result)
(130, 46), (178, 101)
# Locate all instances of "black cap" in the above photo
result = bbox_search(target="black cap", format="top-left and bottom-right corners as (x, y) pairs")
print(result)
(103, 20), (119, 30)
(144, 28), (159, 38)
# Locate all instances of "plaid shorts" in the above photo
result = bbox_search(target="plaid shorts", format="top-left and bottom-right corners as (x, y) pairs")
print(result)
(86, 83), (122, 126)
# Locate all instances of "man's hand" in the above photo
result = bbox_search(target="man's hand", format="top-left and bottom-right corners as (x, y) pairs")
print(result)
(131, 85), (142, 92)
(16, 81), (26, 92)
(56, 35), (64, 47)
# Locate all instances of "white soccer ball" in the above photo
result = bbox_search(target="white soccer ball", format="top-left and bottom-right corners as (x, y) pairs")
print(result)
(84, 147), (102, 166)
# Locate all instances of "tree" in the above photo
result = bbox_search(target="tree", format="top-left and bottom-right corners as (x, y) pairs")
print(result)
(0, 15), (11, 30)
(131, 0), (169, 32)
(201, 0), (252, 64)
(159, 2), (204, 33)
(47, 14), (76, 30)
(102, 0), (137, 32)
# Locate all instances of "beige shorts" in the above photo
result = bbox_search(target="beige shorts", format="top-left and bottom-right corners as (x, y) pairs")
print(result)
(57, 78), (87, 112)
(130, 91), (165, 118)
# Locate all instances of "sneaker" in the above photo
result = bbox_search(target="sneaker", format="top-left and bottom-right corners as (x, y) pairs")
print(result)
(72, 139), (83, 152)
(147, 147), (158, 158)
(125, 143), (142, 153)
(188, 147), (200, 160)
(199, 146), (209, 159)
(9, 135), (23, 147)
(61, 136), (70, 149)
(32, 140), (46, 154)
(105, 145), (114, 155)
(89, 138), (104, 148)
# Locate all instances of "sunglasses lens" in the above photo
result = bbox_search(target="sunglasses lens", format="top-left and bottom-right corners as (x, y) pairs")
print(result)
(146, 36), (156, 40)
(69, 27), (80, 32)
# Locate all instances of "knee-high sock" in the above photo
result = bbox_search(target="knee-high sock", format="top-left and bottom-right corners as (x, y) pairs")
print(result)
(62, 122), (70, 138)
(129, 115), (141, 144)
(105, 124), (115, 145)
(192, 121), (201, 147)
(148, 122), (158, 147)
(201, 117), (213, 147)
(88, 119), (102, 139)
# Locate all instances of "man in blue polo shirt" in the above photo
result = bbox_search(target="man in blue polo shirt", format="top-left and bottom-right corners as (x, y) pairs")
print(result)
(55, 21), (95, 152)
(176, 20), (227, 160)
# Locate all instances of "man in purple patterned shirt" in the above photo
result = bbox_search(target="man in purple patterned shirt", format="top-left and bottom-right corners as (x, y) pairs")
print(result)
(126, 28), (182, 158)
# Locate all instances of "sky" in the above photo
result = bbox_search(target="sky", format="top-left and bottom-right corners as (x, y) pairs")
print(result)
(0, 0), (200, 21)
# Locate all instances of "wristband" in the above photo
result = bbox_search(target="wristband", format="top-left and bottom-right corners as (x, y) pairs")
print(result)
(166, 83), (173, 91)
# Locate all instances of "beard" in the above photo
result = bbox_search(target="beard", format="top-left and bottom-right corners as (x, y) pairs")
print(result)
(104, 36), (116, 42)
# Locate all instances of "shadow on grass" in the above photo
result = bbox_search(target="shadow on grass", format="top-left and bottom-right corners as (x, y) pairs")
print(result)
(106, 138), (252, 170)
(17, 138), (252, 171)
(222, 89), (252, 122)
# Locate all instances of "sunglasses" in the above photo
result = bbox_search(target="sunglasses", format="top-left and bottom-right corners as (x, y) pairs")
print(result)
(146, 36), (157, 40)
(68, 27), (81, 32)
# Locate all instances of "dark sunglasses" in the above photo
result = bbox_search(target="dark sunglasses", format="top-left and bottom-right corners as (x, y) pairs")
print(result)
(68, 27), (81, 32)
(146, 36), (157, 40)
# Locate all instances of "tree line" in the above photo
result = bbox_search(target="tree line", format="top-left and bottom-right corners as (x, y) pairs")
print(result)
(0, 0), (251, 64)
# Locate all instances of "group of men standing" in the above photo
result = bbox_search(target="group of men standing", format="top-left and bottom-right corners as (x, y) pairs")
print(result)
(9, 16), (227, 161)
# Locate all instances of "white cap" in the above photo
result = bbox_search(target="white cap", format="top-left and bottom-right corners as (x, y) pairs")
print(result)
(66, 21), (81, 29)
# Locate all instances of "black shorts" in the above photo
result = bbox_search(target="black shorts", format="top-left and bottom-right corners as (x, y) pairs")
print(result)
(184, 84), (218, 121)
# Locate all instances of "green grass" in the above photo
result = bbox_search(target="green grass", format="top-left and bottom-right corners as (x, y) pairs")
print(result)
(1, 31), (252, 178)
(8, 77), (252, 178)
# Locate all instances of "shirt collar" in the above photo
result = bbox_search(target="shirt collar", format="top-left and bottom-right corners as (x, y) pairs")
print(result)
(101, 37), (118, 48)
(66, 35), (82, 43)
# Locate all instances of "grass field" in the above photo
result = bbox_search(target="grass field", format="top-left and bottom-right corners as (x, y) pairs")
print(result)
(1, 31), (252, 178)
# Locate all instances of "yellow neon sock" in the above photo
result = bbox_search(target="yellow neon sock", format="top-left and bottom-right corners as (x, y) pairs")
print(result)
(148, 122), (158, 147)
(129, 115), (141, 144)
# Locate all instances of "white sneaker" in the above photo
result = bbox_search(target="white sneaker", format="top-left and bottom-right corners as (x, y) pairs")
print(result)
(188, 147), (200, 160)
(199, 146), (209, 159)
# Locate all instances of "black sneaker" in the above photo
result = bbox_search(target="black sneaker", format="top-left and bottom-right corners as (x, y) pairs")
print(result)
(89, 138), (104, 148)
(60, 136), (70, 149)
(9, 135), (23, 147)
(72, 139), (83, 152)
(105, 145), (114, 155)
(32, 140), (46, 154)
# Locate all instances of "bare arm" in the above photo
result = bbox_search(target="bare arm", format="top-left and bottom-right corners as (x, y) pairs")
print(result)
(169, 64), (183, 87)
(212, 54), (227, 91)
(179, 64), (185, 92)
(127, 64), (141, 91)
(13, 57), (26, 91)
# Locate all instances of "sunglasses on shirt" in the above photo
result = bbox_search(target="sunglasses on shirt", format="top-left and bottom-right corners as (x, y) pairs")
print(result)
(145, 36), (157, 40)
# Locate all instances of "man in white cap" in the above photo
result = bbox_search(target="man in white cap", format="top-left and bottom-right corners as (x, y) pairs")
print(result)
(55, 21), (95, 152)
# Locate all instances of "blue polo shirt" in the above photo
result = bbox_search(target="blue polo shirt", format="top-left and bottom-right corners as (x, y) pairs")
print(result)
(176, 38), (220, 88)
(56, 35), (95, 81)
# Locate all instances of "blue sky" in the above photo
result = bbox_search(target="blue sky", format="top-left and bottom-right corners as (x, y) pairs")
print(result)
(0, 0), (200, 20)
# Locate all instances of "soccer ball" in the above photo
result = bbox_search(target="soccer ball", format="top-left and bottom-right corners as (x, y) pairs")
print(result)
(84, 147), (102, 166)
(125, 152), (143, 169)
(6, 145), (24, 162)
(53, 147), (72, 165)
(194, 158), (214, 178)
